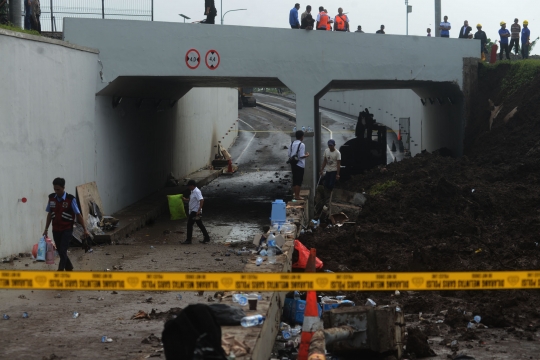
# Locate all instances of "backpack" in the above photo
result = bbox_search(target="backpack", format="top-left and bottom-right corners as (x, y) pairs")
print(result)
(162, 304), (227, 360)
(287, 141), (302, 166)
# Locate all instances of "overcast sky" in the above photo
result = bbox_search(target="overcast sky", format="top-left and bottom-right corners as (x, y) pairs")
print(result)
(158, 0), (537, 52)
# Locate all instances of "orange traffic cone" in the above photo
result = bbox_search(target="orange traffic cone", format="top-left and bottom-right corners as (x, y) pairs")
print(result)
(227, 159), (233, 173)
(298, 249), (321, 360)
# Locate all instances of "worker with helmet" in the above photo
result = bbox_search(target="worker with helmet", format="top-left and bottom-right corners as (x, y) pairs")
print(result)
(522, 20), (531, 59)
(316, 6), (330, 30)
(474, 24), (488, 61)
(334, 8), (349, 32)
(499, 21), (511, 60)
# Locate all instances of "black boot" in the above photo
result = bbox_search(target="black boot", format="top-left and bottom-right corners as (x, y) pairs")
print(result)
(181, 239), (192, 245)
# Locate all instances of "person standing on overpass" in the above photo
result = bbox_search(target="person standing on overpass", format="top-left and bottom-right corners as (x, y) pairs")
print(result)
(510, 18), (521, 55)
(320, 140), (341, 191)
(458, 20), (472, 39)
(289, 3), (301, 29)
(439, 16), (451, 38)
(43, 178), (90, 271)
(204, 0), (217, 24)
(522, 20), (531, 59)
(182, 180), (210, 244)
(355, 25), (364, 33)
(316, 6), (330, 31)
(376, 25), (386, 34)
(474, 24), (488, 61)
(301, 5), (311, 22)
(334, 8), (349, 32)
(288, 130), (310, 201)
(499, 21), (511, 60)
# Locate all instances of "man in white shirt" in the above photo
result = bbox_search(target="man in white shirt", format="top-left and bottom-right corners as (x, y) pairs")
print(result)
(319, 139), (341, 191)
(182, 180), (210, 244)
(440, 15), (451, 38)
(288, 130), (310, 200)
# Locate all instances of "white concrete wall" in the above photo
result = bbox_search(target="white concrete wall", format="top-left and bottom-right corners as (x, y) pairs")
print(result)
(0, 31), (237, 258)
(320, 90), (424, 156)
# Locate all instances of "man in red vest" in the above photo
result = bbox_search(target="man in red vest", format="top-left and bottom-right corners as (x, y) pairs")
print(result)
(43, 178), (89, 271)
(316, 6), (329, 30)
(334, 8), (349, 32)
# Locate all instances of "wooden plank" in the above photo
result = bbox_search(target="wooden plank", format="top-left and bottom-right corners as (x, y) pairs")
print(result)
(76, 182), (105, 223)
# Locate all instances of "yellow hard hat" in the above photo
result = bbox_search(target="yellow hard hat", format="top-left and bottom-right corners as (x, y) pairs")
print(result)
(477, 23), (482, 28)
(523, 20), (529, 25)
(500, 21), (506, 26)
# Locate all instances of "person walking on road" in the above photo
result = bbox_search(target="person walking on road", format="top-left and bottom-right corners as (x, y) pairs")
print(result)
(522, 20), (531, 59)
(301, 5), (311, 22)
(510, 18), (521, 55)
(288, 130), (309, 201)
(320, 140), (341, 191)
(334, 8), (349, 32)
(316, 6), (329, 31)
(459, 20), (472, 39)
(376, 25), (386, 34)
(289, 3), (301, 29)
(499, 21), (511, 60)
(204, 0), (217, 24)
(474, 24), (488, 61)
(43, 178), (90, 271)
(440, 16), (451, 38)
(182, 180), (210, 244)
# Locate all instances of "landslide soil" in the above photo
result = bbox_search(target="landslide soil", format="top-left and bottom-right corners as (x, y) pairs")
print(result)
(300, 62), (540, 354)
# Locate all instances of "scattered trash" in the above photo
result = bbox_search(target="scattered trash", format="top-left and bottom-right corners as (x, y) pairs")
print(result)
(111, 291), (118, 295)
(132, 310), (150, 320)
(88, 249), (93, 253)
(255, 257), (263, 266)
(97, 297), (104, 301)
(101, 336), (113, 343)
(323, 269), (333, 273)
(22, 312), (29, 318)
(474, 315), (481, 323)
(77, 296), (82, 303)
(395, 290), (400, 296)
(72, 312), (79, 319)
(471, 189), (475, 193)
(475, 248), (482, 254)
(150, 246), (155, 249)
(396, 307), (402, 312)
(365, 299), (376, 307)
(237, 295), (248, 306)
(240, 314), (265, 327)
(177, 294), (182, 301)
(3, 314), (9, 320)
(54, 293), (62, 298)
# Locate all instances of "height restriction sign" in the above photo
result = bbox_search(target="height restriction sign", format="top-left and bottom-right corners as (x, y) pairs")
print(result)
(205, 50), (220, 70)
(185, 49), (200, 69)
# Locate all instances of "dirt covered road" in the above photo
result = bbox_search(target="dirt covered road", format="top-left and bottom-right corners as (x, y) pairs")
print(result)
(0, 105), (294, 359)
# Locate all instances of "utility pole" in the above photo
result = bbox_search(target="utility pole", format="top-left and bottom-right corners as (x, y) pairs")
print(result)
(9, 0), (22, 28)
(435, 0), (441, 37)
(405, 0), (412, 35)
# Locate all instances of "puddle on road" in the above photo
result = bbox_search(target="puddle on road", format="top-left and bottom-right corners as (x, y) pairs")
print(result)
(205, 222), (261, 244)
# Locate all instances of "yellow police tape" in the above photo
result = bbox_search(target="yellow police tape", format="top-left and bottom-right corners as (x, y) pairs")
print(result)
(1, 271), (539, 291)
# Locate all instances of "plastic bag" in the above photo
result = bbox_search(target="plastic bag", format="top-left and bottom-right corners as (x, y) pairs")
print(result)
(36, 236), (46, 261)
(167, 194), (187, 221)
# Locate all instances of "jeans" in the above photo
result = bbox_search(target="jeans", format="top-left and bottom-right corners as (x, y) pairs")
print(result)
(24, 4), (32, 30)
(522, 44), (529, 59)
(324, 171), (338, 190)
(52, 229), (74, 271)
(509, 38), (520, 54)
(186, 211), (209, 242)
(499, 43), (510, 60)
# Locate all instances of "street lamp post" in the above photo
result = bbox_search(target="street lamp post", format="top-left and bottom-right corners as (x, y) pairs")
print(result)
(179, 14), (191, 23)
(405, 0), (412, 35)
(221, 9), (247, 25)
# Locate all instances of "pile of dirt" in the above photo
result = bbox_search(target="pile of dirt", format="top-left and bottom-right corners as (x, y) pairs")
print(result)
(299, 62), (540, 331)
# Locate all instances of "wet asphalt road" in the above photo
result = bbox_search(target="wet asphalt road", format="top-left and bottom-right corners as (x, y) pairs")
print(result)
(254, 93), (405, 164)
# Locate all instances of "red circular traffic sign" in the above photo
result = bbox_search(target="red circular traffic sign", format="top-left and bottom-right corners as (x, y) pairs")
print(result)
(205, 50), (220, 70)
(185, 49), (201, 69)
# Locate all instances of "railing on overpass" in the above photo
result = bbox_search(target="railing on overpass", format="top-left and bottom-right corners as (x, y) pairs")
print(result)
(20, 0), (153, 34)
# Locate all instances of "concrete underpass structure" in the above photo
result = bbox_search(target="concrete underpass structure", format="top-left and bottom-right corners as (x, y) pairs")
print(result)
(64, 19), (479, 195)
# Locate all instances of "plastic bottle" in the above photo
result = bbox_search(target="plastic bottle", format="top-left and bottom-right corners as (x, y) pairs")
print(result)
(241, 315), (265, 327)
(256, 257), (263, 266)
(294, 291), (300, 300)
(267, 236), (277, 264)
(45, 237), (55, 265)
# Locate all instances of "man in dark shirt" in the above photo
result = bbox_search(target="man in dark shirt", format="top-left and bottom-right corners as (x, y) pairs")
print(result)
(301, 14), (315, 30)
(459, 20), (472, 39)
(510, 18), (521, 55)
(204, 0), (217, 24)
(474, 24), (488, 61)
(376, 25), (385, 34)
